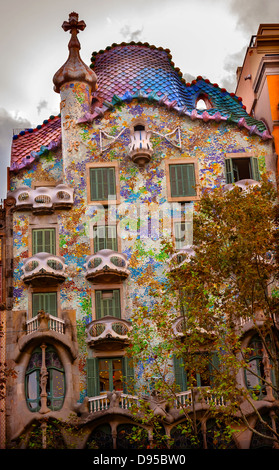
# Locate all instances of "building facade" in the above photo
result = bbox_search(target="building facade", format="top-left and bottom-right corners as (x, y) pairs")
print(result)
(235, 24), (279, 174)
(3, 13), (278, 449)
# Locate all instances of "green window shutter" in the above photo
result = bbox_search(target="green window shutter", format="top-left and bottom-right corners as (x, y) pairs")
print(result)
(32, 293), (41, 317)
(32, 292), (57, 317)
(113, 289), (121, 318)
(47, 292), (57, 317)
(95, 290), (102, 319)
(32, 229), (56, 255)
(250, 157), (260, 181)
(90, 167), (116, 201)
(95, 290), (121, 319)
(225, 158), (234, 184)
(87, 358), (99, 397)
(209, 352), (220, 386)
(173, 355), (187, 391)
(122, 356), (134, 394)
(170, 164), (196, 198)
(94, 225), (117, 253)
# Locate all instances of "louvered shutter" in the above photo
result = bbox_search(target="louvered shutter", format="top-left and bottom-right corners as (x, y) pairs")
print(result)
(250, 157), (260, 181)
(122, 356), (134, 394)
(184, 164), (196, 196)
(90, 167), (116, 201)
(95, 291), (102, 319)
(32, 229), (55, 254)
(32, 293), (41, 317)
(225, 159), (234, 184)
(170, 164), (196, 197)
(173, 355), (187, 391)
(113, 289), (121, 318)
(87, 358), (99, 397)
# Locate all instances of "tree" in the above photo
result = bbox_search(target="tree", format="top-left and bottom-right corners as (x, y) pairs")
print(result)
(127, 175), (279, 449)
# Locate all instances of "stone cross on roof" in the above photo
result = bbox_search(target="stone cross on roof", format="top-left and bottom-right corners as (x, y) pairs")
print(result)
(62, 12), (86, 35)
(53, 12), (97, 93)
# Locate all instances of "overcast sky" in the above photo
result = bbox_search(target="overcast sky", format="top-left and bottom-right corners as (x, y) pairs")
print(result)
(0, 0), (278, 199)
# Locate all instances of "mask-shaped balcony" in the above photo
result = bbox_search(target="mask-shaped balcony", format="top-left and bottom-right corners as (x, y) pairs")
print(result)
(8, 184), (74, 214)
(168, 246), (196, 274)
(85, 316), (132, 350)
(128, 129), (153, 167)
(223, 179), (261, 192)
(22, 252), (67, 286)
(84, 249), (130, 283)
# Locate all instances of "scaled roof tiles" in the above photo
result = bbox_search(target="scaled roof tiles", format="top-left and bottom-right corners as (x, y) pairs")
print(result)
(10, 42), (272, 171)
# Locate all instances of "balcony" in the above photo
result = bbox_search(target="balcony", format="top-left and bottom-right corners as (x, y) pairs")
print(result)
(223, 179), (260, 192)
(85, 316), (132, 350)
(168, 246), (196, 274)
(26, 311), (65, 335)
(8, 184), (74, 213)
(85, 388), (225, 416)
(88, 392), (139, 413)
(84, 249), (130, 283)
(128, 129), (153, 167)
(22, 252), (67, 286)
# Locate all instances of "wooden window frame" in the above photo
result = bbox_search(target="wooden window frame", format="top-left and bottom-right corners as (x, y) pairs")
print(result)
(28, 286), (61, 320)
(91, 223), (120, 254)
(172, 218), (193, 250)
(165, 158), (200, 202)
(225, 153), (260, 184)
(91, 284), (124, 321)
(86, 162), (120, 206)
(28, 219), (59, 257)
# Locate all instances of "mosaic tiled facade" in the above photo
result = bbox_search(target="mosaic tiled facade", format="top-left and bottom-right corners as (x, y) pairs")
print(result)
(3, 13), (278, 449)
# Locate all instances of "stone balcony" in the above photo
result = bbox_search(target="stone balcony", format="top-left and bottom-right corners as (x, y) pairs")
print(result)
(79, 387), (225, 420)
(22, 252), (67, 286)
(8, 184), (74, 213)
(223, 179), (260, 192)
(13, 309), (78, 362)
(167, 246), (196, 274)
(84, 249), (130, 283)
(128, 129), (153, 167)
(85, 316), (132, 350)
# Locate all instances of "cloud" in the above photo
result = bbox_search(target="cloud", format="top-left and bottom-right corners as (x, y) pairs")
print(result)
(37, 99), (48, 115)
(228, 0), (279, 33)
(219, 46), (247, 92)
(0, 108), (31, 199)
(120, 24), (144, 42)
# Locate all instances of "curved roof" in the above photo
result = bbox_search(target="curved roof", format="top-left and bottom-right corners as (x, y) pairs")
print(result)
(10, 42), (272, 172)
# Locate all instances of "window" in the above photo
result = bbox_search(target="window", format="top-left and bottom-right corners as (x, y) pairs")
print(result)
(173, 353), (219, 391)
(166, 160), (198, 201)
(86, 356), (134, 396)
(95, 289), (121, 319)
(32, 228), (56, 255)
(32, 292), (57, 317)
(25, 345), (65, 412)
(225, 156), (260, 184)
(174, 221), (193, 249)
(93, 225), (118, 253)
(245, 335), (266, 398)
(90, 166), (116, 202)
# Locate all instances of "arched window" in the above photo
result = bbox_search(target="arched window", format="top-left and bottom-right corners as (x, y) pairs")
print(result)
(25, 345), (65, 412)
(244, 335), (266, 398)
(195, 94), (212, 111)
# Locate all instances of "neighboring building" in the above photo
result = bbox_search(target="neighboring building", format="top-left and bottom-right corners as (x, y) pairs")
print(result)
(3, 13), (278, 449)
(235, 24), (279, 174)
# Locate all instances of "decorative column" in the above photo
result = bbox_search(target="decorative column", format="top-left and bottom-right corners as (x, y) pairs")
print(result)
(40, 343), (49, 414)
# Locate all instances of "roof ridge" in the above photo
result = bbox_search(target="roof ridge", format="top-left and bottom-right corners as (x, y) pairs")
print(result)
(12, 114), (61, 141)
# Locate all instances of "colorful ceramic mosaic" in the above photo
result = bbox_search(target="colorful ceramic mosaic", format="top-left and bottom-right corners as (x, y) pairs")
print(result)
(9, 40), (274, 401)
